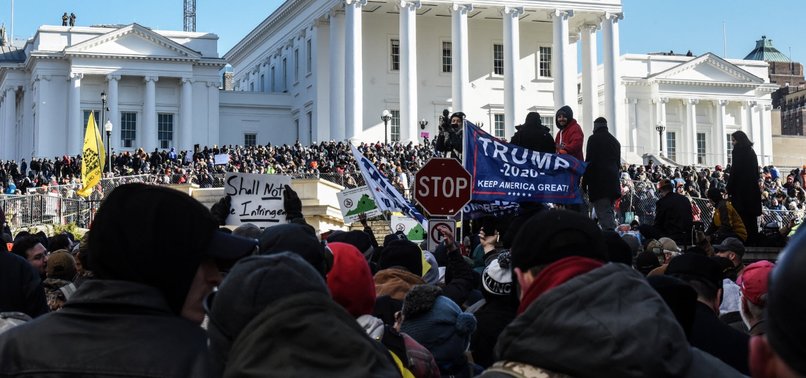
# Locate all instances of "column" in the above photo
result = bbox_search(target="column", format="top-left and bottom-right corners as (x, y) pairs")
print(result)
(716, 100), (727, 165)
(345, 0), (366, 142)
(107, 74), (120, 156)
(503, 6), (523, 138)
(180, 78), (193, 151)
(208, 81), (220, 147)
(3, 88), (16, 160)
(329, 10), (346, 141)
(400, 1), (420, 143)
(552, 10), (572, 108)
(602, 12), (623, 141)
(143, 75), (158, 151)
(627, 98), (638, 153)
(744, 100), (755, 148)
(686, 99), (698, 165)
(68, 73), (83, 155)
(581, 24), (598, 133)
(759, 104), (768, 165)
(451, 3), (472, 112)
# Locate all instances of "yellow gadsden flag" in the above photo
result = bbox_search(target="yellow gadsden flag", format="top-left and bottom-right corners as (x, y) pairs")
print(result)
(76, 112), (106, 197)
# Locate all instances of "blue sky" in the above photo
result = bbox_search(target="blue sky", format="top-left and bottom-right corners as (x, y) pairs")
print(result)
(2, 0), (804, 63)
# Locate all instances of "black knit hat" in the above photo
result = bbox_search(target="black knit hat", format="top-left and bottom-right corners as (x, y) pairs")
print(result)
(259, 223), (327, 277)
(88, 183), (257, 314)
(328, 230), (374, 256)
(510, 209), (607, 270)
(665, 253), (723, 290)
(379, 239), (422, 275)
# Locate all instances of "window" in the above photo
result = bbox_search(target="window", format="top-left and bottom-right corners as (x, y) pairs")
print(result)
(282, 58), (288, 91)
(306, 39), (312, 74)
(260, 74), (265, 92)
(696, 132), (706, 165)
(493, 44), (504, 75)
(157, 113), (174, 149)
(442, 41), (452, 73)
(294, 119), (300, 141)
(249, 82), (254, 92)
(539, 46), (552, 78)
(541, 116), (554, 133)
(82, 110), (100, 128)
(294, 48), (299, 82)
(390, 39), (400, 71)
(494, 114), (505, 138)
(244, 133), (257, 147)
(120, 112), (137, 148)
(726, 134), (733, 165)
(666, 132), (677, 162)
(390, 110), (401, 142)
(271, 66), (276, 92)
(307, 111), (313, 143)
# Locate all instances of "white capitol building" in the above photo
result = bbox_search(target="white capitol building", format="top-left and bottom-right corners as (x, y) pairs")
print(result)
(0, 0), (775, 167)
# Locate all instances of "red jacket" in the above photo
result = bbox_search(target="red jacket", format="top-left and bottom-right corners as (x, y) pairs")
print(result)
(555, 119), (584, 161)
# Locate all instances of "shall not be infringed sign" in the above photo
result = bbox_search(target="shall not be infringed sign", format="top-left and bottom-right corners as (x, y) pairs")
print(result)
(224, 173), (291, 227)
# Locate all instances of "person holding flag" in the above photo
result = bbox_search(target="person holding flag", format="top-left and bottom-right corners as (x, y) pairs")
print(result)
(76, 112), (105, 197)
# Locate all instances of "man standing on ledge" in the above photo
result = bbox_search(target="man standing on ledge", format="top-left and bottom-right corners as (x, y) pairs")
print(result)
(584, 117), (621, 230)
(554, 105), (584, 161)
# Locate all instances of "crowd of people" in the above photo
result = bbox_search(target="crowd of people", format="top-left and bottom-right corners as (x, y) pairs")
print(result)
(1, 104), (805, 377)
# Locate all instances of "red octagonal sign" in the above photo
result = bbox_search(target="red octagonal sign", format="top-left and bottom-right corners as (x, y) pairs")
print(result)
(414, 158), (472, 217)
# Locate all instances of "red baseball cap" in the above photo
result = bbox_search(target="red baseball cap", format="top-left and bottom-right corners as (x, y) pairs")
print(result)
(737, 260), (775, 306)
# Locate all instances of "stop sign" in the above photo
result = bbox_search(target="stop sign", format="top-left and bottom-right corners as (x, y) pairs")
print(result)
(414, 158), (472, 217)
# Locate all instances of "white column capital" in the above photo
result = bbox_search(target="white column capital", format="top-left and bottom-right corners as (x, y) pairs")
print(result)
(206, 81), (221, 88)
(106, 74), (121, 82)
(181, 77), (194, 85)
(451, 3), (473, 14)
(581, 23), (600, 33)
(144, 75), (159, 83)
(659, 97), (669, 104)
(70, 72), (83, 81)
(627, 98), (639, 104)
(745, 100), (757, 108)
(344, 0), (367, 7)
(717, 99), (728, 106)
(34, 74), (50, 82)
(688, 98), (699, 105)
(502, 6), (524, 17)
(763, 104), (772, 111)
(553, 9), (574, 19)
(603, 12), (624, 22)
(398, 0), (421, 10)
(330, 8), (345, 18)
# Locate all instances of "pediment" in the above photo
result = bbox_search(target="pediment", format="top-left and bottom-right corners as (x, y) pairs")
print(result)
(64, 24), (201, 60)
(650, 53), (764, 84)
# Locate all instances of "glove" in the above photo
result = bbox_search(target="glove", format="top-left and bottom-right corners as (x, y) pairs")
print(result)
(284, 184), (303, 220)
(210, 195), (231, 225)
(558, 149), (568, 155)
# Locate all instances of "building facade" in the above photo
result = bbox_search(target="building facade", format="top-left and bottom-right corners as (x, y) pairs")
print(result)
(0, 24), (225, 161)
(224, 0), (625, 146)
(618, 53), (778, 166)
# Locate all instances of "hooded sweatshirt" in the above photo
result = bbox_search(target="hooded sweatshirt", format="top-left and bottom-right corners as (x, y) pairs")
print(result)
(554, 105), (584, 161)
(487, 263), (742, 378)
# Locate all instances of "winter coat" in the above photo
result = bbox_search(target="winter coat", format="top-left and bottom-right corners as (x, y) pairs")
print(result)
(510, 117), (555, 154)
(482, 263), (742, 378)
(554, 108), (584, 161)
(727, 144), (762, 217)
(654, 191), (694, 246)
(223, 291), (399, 377)
(470, 297), (518, 369)
(690, 302), (750, 374)
(375, 268), (426, 301)
(0, 280), (212, 377)
(707, 199), (747, 242)
(584, 126), (622, 201)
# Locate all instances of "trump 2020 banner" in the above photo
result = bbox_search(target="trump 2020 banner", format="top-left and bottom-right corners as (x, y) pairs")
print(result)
(464, 122), (587, 204)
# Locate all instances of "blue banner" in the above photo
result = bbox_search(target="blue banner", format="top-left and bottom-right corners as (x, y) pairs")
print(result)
(350, 145), (427, 226)
(463, 122), (587, 204)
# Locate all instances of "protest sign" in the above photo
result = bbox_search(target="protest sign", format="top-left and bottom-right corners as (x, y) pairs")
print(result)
(224, 173), (291, 227)
(214, 153), (229, 165)
(464, 122), (587, 204)
(390, 214), (426, 242)
(427, 219), (456, 252)
(337, 186), (383, 223)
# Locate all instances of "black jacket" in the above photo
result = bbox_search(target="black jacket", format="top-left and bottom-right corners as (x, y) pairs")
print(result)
(483, 264), (741, 377)
(727, 144), (762, 217)
(654, 191), (694, 245)
(510, 124), (555, 154)
(690, 302), (750, 375)
(0, 280), (212, 377)
(0, 252), (48, 318)
(470, 297), (518, 368)
(584, 126), (622, 201)
(436, 126), (463, 159)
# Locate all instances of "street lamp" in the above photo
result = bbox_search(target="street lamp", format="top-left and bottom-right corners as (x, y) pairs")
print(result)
(104, 120), (113, 175)
(100, 91), (107, 171)
(655, 122), (666, 156)
(381, 109), (392, 144)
